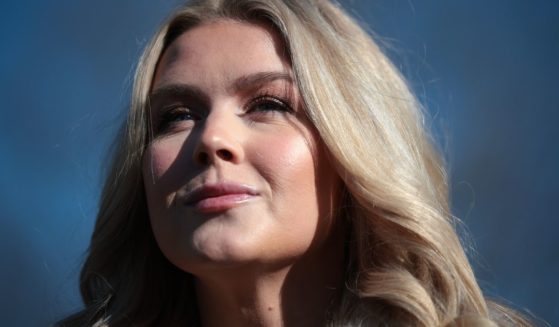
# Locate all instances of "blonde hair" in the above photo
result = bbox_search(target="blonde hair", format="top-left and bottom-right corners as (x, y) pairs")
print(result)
(57, 0), (533, 326)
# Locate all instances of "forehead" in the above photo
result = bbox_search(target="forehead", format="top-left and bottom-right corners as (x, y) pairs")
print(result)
(153, 19), (291, 90)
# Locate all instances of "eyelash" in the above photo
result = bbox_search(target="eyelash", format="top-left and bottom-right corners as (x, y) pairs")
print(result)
(153, 106), (197, 134)
(153, 92), (294, 134)
(245, 92), (294, 115)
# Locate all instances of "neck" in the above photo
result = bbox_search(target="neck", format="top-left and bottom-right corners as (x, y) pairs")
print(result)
(195, 233), (345, 327)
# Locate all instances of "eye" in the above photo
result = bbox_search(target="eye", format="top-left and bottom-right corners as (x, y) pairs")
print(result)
(156, 106), (200, 133)
(247, 96), (292, 114)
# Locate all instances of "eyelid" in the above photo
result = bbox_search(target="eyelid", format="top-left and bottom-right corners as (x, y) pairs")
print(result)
(152, 105), (199, 135)
(250, 95), (289, 107)
(245, 90), (294, 112)
(150, 91), (208, 120)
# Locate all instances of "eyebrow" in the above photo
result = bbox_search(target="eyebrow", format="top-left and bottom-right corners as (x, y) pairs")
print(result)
(149, 84), (208, 106)
(149, 71), (294, 103)
(228, 71), (293, 93)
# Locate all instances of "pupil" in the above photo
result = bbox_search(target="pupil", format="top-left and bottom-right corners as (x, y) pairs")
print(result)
(261, 101), (278, 110)
(175, 113), (191, 120)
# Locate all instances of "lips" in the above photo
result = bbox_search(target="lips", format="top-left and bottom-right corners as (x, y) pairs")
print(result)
(183, 183), (259, 213)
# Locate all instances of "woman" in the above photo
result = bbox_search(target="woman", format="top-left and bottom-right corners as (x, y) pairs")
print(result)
(58, 0), (532, 326)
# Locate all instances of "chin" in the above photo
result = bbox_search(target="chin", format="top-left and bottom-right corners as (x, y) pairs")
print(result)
(176, 231), (261, 271)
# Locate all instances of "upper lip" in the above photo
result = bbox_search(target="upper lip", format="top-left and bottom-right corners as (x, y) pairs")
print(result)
(183, 182), (259, 205)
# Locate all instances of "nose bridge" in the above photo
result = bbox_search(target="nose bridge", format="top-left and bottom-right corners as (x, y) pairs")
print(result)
(194, 102), (243, 165)
(201, 105), (235, 143)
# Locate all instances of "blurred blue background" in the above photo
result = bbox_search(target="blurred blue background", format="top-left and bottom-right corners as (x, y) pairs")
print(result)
(1, 1), (557, 326)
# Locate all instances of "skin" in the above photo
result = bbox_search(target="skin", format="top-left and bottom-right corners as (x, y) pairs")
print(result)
(143, 19), (345, 326)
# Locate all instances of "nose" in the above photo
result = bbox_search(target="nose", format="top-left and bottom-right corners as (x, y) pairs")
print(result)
(193, 109), (244, 166)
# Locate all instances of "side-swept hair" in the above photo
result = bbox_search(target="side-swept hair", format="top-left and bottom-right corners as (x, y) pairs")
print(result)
(57, 0), (532, 326)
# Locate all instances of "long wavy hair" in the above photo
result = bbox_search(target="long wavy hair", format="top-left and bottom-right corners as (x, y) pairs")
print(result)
(58, 0), (532, 326)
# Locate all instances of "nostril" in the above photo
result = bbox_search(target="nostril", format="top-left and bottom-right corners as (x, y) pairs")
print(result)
(197, 152), (209, 165)
(195, 149), (233, 165)
(217, 149), (233, 161)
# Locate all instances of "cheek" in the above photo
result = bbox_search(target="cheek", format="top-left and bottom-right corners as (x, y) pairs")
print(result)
(252, 130), (341, 253)
(142, 137), (188, 210)
(143, 137), (185, 183)
(253, 130), (335, 240)
(256, 133), (317, 196)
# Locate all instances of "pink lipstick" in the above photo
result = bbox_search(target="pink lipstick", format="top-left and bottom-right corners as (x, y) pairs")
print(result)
(184, 183), (259, 213)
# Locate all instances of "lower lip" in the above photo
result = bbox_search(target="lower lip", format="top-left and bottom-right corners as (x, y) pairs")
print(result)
(190, 194), (256, 213)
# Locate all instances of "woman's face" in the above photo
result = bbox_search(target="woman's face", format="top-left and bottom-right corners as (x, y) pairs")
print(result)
(143, 20), (341, 274)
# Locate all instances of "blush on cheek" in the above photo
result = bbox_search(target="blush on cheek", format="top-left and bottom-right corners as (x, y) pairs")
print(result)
(265, 134), (318, 197)
(143, 140), (181, 180)
(280, 134), (316, 172)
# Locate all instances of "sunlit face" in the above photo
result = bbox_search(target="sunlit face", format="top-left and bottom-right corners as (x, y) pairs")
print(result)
(143, 20), (341, 275)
